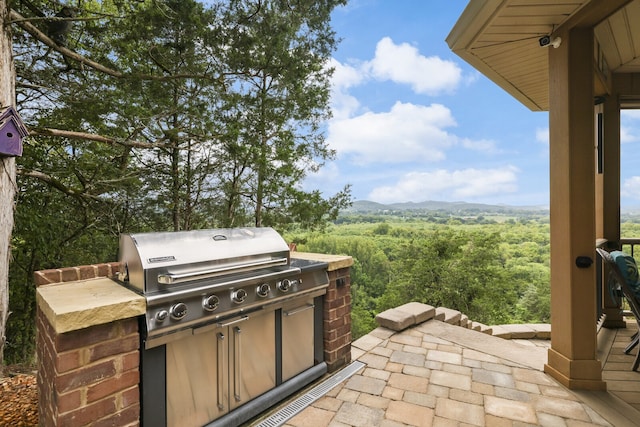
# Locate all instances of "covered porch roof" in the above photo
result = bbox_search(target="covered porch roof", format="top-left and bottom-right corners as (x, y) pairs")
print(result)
(446, 0), (640, 391)
(446, 0), (640, 111)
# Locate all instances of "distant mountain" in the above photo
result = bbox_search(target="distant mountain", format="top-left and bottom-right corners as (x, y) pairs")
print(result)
(342, 200), (549, 214)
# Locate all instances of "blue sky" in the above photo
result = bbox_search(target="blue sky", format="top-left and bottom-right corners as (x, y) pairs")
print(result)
(302, 0), (640, 208)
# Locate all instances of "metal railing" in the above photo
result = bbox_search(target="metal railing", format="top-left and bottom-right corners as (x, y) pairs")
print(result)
(620, 238), (640, 257)
(595, 238), (640, 325)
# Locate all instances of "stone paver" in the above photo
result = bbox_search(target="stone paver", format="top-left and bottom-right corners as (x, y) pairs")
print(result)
(334, 402), (384, 426)
(430, 370), (472, 391)
(267, 318), (640, 427)
(387, 400), (434, 427)
(472, 368), (516, 388)
(435, 397), (485, 426)
(387, 372), (429, 393)
(427, 349), (462, 365)
(345, 375), (386, 395)
(485, 395), (538, 423)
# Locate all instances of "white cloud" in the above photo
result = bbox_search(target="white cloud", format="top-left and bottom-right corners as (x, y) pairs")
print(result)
(621, 126), (640, 143)
(366, 37), (462, 95)
(367, 166), (519, 203)
(328, 57), (365, 90)
(622, 110), (640, 120)
(328, 101), (457, 164)
(460, 137), (498, 153)
(326, 58), (364, 119)
(621, 110), (640, 143)
(536, 127), (549, 145)
(622, 176), (640, 200)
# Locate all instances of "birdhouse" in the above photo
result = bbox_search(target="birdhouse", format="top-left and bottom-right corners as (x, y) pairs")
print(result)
(0, 106), (29, 157)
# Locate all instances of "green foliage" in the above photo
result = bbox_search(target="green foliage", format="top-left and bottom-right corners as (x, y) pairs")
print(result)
(378, 229), (518, 324)
(6, 0), (350, 364)
(290, 217), (553, 340)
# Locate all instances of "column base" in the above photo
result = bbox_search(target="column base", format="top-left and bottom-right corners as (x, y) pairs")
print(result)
(545, 349), (606, 390)
(602, 308), (627, 329)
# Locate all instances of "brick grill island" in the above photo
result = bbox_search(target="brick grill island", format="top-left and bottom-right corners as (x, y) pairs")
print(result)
(35, 252), (353, 426)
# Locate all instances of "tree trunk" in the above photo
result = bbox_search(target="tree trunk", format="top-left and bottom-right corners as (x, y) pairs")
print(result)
(0, 0), (17, 373)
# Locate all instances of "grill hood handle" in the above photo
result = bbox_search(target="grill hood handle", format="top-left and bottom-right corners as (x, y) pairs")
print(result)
(157, 257), (289, 285)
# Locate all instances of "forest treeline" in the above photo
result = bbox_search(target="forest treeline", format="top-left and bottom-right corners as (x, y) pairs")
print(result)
(287, 215), (640, 340)
(288, 215), (552, 340)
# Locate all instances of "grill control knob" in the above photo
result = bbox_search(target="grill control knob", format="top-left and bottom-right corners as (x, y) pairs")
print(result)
(203, 295), (220, 312)
(232, 288), (248, 304)
(155, 310), (169, 322)
(257, 283), (271, 297)
(169, 302), (188, 320)
(278, 279), (291, 292)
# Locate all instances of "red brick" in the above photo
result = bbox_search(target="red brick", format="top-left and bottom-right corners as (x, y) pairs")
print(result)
(56, 359), (117, 393)
(57, 389), (83, 413)
(90, 335), (139, 362)
(121, 385), (140, 408)
(325, 329), (337, 341)
(120, 318), (139, 336)
(335, 324), (352, 338)
(56, 320), (128, 352)
(87, 371), (140, 403)
(78, 265), (98, 280)
(122, 351), (140, 372)
(58, 396), (117, 425)
(326, 308), (344, 321)
(56, 349), (82, 373)
(335, 304), (350, 319)
(34, 269), (62, 286)
(60, 267), (80, 283)
(107, 262), (122, 277)
(324, 317), (345, 330)
(327, 296), (347, 310)
(92, 403), (140, 427)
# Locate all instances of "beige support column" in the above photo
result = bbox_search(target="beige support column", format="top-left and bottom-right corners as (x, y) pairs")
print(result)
(599, 92), (625, 328)
(544, 27), (606, 390)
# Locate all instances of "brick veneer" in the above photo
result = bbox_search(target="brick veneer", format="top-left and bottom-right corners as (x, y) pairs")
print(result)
(36, 258), (352, 425)
(36, 263), (140, 427)
(37, 310), (140, 426)
(324, 267), (352, 372)
(33, 263), (121, 286)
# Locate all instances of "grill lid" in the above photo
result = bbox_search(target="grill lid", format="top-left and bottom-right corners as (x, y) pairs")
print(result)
(118, 227), (290, 293)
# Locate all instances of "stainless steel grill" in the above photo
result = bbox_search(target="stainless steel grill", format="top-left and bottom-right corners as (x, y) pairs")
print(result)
(117, 227), (330, 427)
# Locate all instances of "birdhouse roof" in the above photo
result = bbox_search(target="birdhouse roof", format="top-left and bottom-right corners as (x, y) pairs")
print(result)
(0, 106), (29, 137)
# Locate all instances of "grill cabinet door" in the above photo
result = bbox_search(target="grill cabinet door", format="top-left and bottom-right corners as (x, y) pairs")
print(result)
(281, 298), (315, 382)
(165, 309), (276, 426)
(166, 329), (227, 427)
(229, 309), (276, 410)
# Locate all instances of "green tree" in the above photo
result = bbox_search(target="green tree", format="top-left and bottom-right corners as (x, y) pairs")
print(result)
(379, 229), (518, 324)
(6, 0), (350, 364)
(298, 234), (391, 339)
(214, 0), (349, 229)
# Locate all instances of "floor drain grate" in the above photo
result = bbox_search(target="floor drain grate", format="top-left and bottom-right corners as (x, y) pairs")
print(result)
(254, 361), (366, 427)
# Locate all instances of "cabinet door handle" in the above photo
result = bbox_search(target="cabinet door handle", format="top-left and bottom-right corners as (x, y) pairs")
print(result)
(216, 332), (225, 410)
(233, 326), (242, 402)
(284, 304), (315, 316)
(218, 315), (249, 328)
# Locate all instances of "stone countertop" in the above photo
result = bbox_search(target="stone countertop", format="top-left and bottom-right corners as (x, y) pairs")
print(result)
(290, 252), (353, 271)
(36, 277), (146, 334)
(36, 252), (352, 334)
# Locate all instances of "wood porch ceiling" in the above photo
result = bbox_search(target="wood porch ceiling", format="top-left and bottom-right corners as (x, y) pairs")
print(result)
(446, 0), (640, 112)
